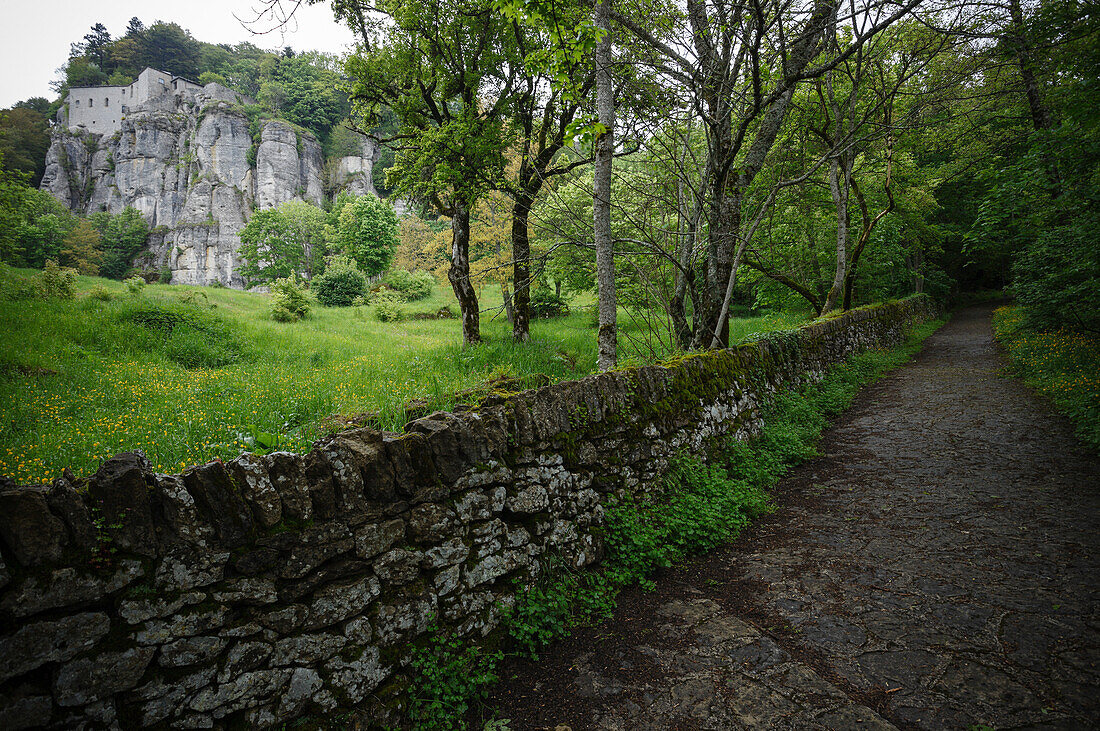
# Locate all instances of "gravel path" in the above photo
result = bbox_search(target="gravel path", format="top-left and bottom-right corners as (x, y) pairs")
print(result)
(484, 305), (1100, 730)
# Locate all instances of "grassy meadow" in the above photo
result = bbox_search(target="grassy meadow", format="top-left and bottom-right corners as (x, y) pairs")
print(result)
(992, 305), (1100, 452)
(0, 266), (805, 484)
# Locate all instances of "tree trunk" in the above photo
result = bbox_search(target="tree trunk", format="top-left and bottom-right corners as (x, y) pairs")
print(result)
(448, 205), (481, 345)
(501, 282), (515, 322)
(594, 0), (617, 371)
(822, 156), (851, 313)
(511, 195), (532, 341)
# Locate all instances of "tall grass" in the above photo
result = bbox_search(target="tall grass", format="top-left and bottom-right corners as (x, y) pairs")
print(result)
(0, 267), (807, 484)
(992, 305), (1100, 452)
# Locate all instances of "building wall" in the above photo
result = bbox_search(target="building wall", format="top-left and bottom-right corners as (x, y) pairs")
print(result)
(66, 68), (203, 135)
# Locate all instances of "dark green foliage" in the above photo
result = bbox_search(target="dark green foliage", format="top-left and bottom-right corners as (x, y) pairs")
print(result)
(119, 300), (246, 368)
(372, 291), (405, 322)
(528, 288), (570, 318)
(270, 277), (311, 322)
(89, 207), (150, 279)
(383, 268), (434, 301)
(40, 260), (76, 300)
(406, 628), (502, 731)
(332, 194), (399, 277)
(312, 256), (366, 307)
(0, 104), (50, 187)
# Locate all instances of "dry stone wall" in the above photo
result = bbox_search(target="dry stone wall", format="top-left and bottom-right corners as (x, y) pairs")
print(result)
(0, 297), (937, 729)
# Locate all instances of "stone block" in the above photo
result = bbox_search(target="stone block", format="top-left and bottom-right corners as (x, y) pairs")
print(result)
(407, 503), (456, 544)
(225, 454), (282, 529)
(2, 559), (143, 617)
(159, 635), (227, 667)
(373, 548), (424, 586)
(0, 612), (110, 683)
(305, 575), (380, 630)
(266, 451), (311, 522)
(87, 451), (158, 557)
(0, 487), (68, 566)
(46, 477), (96, 552)
(355, 518), (405, 559)
(54, 646), (156, 706)
(325, 647), (388, 703)
(182, 461), (253, 547)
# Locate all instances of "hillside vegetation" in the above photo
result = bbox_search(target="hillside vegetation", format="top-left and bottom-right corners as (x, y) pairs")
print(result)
(0, 266), (803, 484)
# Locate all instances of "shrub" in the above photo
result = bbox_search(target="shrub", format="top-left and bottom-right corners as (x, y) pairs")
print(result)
(89, 286), (112, 301)
(159, 266), (173, 284)
(373, 291), (405, 322)
(384, 268), (434, 301)
(530, 288), (569, 318)
(40, 260), (76, 300)
(270, 277), (311, 322)
(125, 275), (146, 295)
(313, 255), (366, 307)
(119, 301), (246, 369)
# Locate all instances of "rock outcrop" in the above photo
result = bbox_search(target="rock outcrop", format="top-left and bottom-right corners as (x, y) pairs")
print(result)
(40, 83), (379, 288)
(328, 135), (380, 197)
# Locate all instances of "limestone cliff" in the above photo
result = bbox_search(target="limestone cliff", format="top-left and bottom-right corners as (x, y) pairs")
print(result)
(40, 83), (379, 288)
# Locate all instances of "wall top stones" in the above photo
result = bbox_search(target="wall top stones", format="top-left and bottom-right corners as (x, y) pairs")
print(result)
(0, 296), (937, 729)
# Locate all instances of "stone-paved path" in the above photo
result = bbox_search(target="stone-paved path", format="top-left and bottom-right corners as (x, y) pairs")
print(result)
(484, 305), (1100, 730)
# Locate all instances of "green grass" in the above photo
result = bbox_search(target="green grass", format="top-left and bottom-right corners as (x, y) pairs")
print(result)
(992, 305), (1100, 452)
(0, 266), (806, 483)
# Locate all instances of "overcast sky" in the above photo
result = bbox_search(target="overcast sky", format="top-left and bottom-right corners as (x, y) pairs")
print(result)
(0, 0), (356, 108)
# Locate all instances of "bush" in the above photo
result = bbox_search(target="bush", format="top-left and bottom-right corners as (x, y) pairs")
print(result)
(313, 255), (366, 307)
(119, 301), (245, 369)
(373, 291), (405, 322)
(89, 286), (112, 301)
(40, 260), (76, 300)
(159, 266), (173, 284)
(530, 288), (569, 318)
(270, 277), (311, 322)
(384, 268), (434, 301)
(125, 275), (146, 295)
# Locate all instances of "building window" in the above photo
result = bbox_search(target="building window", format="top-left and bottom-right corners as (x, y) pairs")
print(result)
(89, 98), (93, 107)
(104, 98), (109, 107)
(75, 100), (80, 107)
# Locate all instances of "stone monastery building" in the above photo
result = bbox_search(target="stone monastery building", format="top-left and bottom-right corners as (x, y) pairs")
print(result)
(64, 68), (203, 134)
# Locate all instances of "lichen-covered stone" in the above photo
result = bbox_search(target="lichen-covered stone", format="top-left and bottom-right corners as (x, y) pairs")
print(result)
(373, 597), (436, 645)
(226, 454), (283, 529)
(271, 633), (346, 665)
(54, 646), (155, 706)
(281, 523), (353, 579)
(212, 576), (278, 604)
(155, 547), (229, 591)
(0, 487), (68, 566)
(324, 647), (388, 703)
(159, 636), (227, 667)
(188, 668), (291, 715)
(373, 548), (423, 586)
(0, 612), (110, 682)
(136, 605), (229, 645)
(2, 559), (143, 617)
(355, 518), (405, 559)
(306, 575), (380, 630)
(120, 591), (206, 624)
(407, 503), (456, 543)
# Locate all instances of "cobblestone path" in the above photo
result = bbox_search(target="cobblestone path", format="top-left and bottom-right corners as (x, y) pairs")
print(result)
(485, 305), (1100, 730)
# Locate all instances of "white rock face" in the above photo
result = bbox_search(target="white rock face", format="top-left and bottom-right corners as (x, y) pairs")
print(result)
(39, 84), (331, 288)
(328, 135), (380, 197)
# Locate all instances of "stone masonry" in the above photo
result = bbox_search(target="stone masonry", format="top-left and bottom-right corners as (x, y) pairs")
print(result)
(0, 297), (937, 729)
